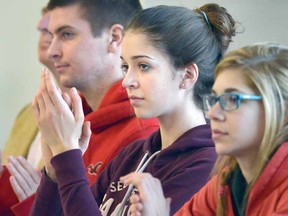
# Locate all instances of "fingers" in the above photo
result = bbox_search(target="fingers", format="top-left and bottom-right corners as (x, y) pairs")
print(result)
(36, 68), (70, 118)
(79, 121), (91, 154)
(120, 172), (144, 185)
(62, 92), (72, 109)
(120, 172), (156, 194)
(43, 69), (72, 117)
(70, 87), (84, 123)
(7, 157), (41, 201)
(33, 69), (48, 121)
(36, 71), (47, 112)
(7, 157), (41, 186)
(17, 156), (41, 183)
(120, 173), (152, 205)
(130, 193), (141, 204)
(33, 68), (71, 121)
(166, 197), (172, 206)
(9, 176), (26, 201)
(129, 194), (143, 216)
(121, 172), (169, 216)
(33, 69), (81, 152)
(32, 98), (40, 119)
(44, 68), (63, 106)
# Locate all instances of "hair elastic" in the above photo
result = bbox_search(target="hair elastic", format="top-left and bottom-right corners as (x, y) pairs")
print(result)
(201, 11), (212, 29)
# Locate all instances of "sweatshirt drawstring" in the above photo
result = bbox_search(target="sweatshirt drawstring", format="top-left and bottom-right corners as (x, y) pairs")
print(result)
(111, 150), (161, 216)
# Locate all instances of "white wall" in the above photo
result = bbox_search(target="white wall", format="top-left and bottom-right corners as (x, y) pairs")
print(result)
(0, 0), (48, 149)
(0, 0), (288, 149)
(141, 0), (288, 51)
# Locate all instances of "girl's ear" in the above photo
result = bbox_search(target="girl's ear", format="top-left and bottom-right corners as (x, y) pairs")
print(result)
(107, 24), (124, 53)
(180, 63), (199, 89)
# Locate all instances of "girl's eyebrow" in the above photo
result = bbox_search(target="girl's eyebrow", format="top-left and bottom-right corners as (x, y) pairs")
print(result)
(120, 55), (156, 61)
(211, 88), (246, 95)
(131, 55), (155, 60)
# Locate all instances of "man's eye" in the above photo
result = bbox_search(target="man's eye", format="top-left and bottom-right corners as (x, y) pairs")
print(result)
(62, 32), (73, 39)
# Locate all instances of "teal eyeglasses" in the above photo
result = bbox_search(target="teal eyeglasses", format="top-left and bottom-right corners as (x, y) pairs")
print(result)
(203, 93), (262, 112)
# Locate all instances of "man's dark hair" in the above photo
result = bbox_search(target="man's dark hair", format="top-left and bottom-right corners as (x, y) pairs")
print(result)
(47, 0), (142, 36)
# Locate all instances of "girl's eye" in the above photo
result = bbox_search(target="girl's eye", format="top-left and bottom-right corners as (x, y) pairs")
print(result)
(121, 64), (129, 76)
(139, 64), (150, 71)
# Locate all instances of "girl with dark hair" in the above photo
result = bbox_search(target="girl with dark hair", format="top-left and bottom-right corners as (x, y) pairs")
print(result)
(31, 4), (237, 216)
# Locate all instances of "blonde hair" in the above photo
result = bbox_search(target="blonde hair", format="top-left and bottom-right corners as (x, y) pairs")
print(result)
(212, 43), (288, 216)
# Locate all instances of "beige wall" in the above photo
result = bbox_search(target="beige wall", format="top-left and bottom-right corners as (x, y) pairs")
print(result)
(0, 0), (288, 149)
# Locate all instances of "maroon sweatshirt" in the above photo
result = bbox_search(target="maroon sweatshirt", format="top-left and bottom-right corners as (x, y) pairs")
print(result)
(31, 125), (216, 216)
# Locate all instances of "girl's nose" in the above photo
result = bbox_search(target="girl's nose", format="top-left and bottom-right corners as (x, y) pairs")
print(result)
(122, 69), (139, 89)
(207, 102), (225, 121)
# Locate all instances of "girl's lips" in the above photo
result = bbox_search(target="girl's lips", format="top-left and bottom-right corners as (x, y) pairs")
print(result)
(128, 95), (144, 106)
(211, 129), (228, 140)
(129, 95), (143, 99)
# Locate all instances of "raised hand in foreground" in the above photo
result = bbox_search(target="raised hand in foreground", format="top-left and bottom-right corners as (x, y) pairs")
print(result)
(32, 69), (91, 181)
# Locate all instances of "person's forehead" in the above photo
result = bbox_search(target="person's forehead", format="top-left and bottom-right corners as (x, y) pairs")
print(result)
(213, 69), (253, 94)
(49, 4), (88, 32)
(37, 12), (51, 31)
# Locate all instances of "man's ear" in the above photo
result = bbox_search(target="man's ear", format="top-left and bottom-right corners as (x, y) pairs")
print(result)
(108, 24), (124, 53)
(180, 63), (199, 89)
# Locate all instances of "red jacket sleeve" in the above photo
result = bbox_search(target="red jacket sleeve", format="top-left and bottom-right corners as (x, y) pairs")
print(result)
(175, 176), (218, 216)
(0, 166), (18, 216)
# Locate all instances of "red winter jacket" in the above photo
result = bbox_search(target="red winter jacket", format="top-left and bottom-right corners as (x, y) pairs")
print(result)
(176, 142), (288, 216)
